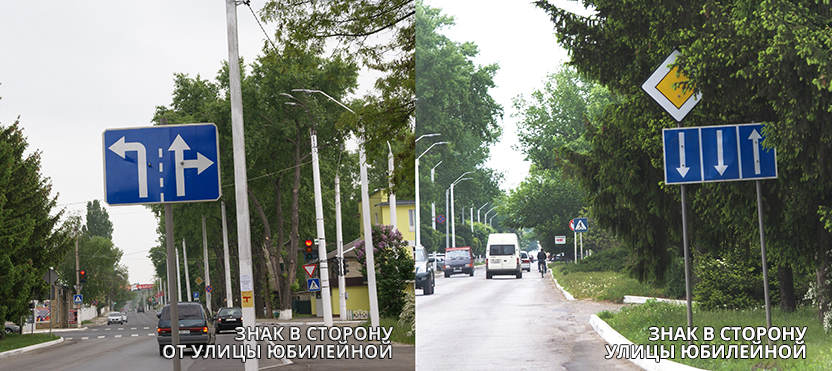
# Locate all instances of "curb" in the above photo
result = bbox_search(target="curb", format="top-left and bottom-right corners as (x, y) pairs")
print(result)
(0, 336), (64, 359)
(552, 277), (576, 301)
(624, 295), (692, 306)
(589, 315), (709, 371)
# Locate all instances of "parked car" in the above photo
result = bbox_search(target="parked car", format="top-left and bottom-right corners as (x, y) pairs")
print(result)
(214, 307), (243, 333)
(156, 302), (216, 356)
(444, 246), (475, 277)
(108, 312), (125, 325)
(485, 233), (522, 279)
(414, 246), (435, 295)
(520, 251), (531, 272)
(4, 322), (20, 334)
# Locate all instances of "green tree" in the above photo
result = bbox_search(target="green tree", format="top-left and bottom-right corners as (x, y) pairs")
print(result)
(82, 200), (113, 240)
(0, 120), (69, 338)
(261, 0), (415, 191)
(415, 1), (505, 250)
(355, 224), (414, 318)
(535, 0), (832, 320)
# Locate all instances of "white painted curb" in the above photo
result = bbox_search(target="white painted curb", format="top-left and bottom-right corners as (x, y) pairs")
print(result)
(589, 315), (709, 371)
(0, 336), (64, 359)
(624, 295), (692, 306)
(552, 278), (575, 301)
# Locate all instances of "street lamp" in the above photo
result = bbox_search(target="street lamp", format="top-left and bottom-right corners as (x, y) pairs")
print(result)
(477, 202), (489, 224)
(292, 88), (380, 328)
(416, 139), (448, 248)
(484, 206), (496, 226)
(417, 133), (440, 142)
(431, 161), (443, 230)
(450, 172), (474, 247)
(281, 93), (333, 327)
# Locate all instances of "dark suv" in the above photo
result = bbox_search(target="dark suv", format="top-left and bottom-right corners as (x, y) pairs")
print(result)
(414, 246), (435, 295)
(444, 246), (475, 277)
(214, 307), (243, 333)
(156, 302), (216, 356)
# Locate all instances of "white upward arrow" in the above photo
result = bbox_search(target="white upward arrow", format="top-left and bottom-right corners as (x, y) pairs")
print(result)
(676, 132), (690, 177)
(168, 135), (215, 197)
(714, 129), (728, 175)
(748, 129), (762, 175)
(108, 137), (148, 198)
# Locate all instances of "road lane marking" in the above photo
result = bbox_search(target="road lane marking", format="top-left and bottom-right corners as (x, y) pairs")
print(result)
(132, 334), (139, 337)
(81, 337), (89, 340)
(131, 327), (136, 330)
(97, 336), (105, 339)
(115, 335), (122, 338)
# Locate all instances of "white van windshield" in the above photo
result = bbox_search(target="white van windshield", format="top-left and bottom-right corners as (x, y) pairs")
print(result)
(489, 244), (515, 255)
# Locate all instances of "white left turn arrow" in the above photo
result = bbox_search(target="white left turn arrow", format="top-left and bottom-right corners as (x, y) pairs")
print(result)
(748, 129), (762, 175)
(109, 137), (148, 198)
(168, 135), (215, 197)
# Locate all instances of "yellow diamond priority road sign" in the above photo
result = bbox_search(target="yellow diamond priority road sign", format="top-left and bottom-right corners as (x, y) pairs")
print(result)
(642, 50), (702, 122)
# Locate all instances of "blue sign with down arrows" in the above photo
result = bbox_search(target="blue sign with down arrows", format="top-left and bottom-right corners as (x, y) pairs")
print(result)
(663, 123), (777, 185)
(103, 123), (221, 205)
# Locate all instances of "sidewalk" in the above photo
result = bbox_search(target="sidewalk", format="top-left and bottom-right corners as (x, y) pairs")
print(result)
(16, 314), (109, 334)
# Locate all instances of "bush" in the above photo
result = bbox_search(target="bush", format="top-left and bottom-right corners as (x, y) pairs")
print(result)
(561, 246), (629, 274)
(694, 250), (777, 311)
(664, 256), (687, 299)
(355, 224), (414, 318)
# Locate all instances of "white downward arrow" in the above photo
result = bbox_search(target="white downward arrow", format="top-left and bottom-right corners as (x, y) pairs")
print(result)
(714, 129), (728, 175)
(168, 135), (215, 197)
(109, 137), (148, 198)
(748, 129), (762, 174)
(676, 132), (690, 177)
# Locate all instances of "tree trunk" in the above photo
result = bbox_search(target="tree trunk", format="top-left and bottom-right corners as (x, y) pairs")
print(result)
(778, 263), (796, 312)
(817, 229), (831, 322)
(248, 189), (281, 298)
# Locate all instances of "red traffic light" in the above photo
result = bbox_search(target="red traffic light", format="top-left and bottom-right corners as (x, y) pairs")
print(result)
(304, 239), (313, 252)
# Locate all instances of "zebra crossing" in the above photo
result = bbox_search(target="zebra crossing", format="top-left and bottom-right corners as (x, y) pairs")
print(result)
(67, 326), (156, 340)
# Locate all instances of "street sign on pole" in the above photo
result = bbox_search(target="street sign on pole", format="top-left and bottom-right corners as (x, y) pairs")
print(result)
(73, 295), (82, 304)
(303, 264), (317, 278)
(307, 278), (321, 292)
(205, 285), (212, 293)
(103, 123), (220, 206)
(662, 123), (777, 184)
(193, 292), (199, 300)
(436, 215), (445, 224)
(642, 49), (702, 122)
(555, 236), (566, 244)
(569, 218), (588, 233)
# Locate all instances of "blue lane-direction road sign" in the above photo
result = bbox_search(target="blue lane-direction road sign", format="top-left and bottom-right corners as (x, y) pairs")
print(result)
(307, 278), (321, 292)
(193, 292), (199, 300)
(74, 294), (83, 304)
(663, 124), (777, 185)
(103, 123), (220, 205)
(662, 128), (702, 184)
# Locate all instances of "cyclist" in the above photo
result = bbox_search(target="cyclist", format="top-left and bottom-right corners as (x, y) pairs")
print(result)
(536, 250), (548, 274)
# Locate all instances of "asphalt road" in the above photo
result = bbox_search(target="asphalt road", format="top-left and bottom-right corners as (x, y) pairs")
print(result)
(1, 310), (414, 371)
(415, 265), (641, 371)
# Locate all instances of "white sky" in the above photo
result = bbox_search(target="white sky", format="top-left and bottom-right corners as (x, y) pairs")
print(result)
(0, 1), (378, 285)
(423, 0), (594, 190)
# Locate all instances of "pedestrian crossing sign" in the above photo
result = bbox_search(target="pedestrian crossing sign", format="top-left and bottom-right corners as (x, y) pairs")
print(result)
(307, 278), (321, 292)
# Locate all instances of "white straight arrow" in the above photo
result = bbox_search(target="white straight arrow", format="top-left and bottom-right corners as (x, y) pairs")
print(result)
(168, 135), (215, 197)
(715, 129), (728, 175)
(109, 137), (148, 198)
(676, 131), (690, 177)
(748, 129), (762, 174)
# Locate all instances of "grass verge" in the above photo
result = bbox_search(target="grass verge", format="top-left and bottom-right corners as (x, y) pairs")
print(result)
(358, 317), (414, 345)
(601, 300), (832, 370)
(549, 263), (664, 302)
(0, 333), (60, 353)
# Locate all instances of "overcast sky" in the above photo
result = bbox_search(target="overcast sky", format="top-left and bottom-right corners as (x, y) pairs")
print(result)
(0, 1), (381, 285)
(422, 0), (594, 190)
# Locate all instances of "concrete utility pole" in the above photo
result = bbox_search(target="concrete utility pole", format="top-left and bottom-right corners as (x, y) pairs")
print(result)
(75, 234), (80, 328)
(387, 142), (397, 229)
(202, 217), (211, 313)
(310, 127), (333, 326)
(183, 240), (191, 302)
(431, 161), (442, 230)
(225, 1), (258, 369)
(222, 202), (233, 307)
(176, 247), (182, 302)
(335, 169), (348, 320)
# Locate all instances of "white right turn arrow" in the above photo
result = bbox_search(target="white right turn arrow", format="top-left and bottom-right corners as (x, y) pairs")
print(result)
(168, 135), (215, 197)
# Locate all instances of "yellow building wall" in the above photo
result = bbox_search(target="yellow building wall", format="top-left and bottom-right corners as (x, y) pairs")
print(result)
(311, 284), (415, 317)
(358, 189), (416, 243)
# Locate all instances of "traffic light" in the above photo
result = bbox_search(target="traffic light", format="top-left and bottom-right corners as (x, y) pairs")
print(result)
(304, 239), (314, 252)
(79, 270), (87, 283)
(331, 258), (340, 276)
(341, 259), (349, 276)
